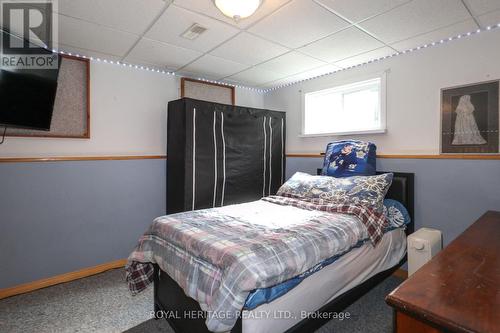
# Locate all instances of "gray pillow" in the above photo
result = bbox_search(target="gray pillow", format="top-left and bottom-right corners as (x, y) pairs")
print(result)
(277, 172), (393, 212)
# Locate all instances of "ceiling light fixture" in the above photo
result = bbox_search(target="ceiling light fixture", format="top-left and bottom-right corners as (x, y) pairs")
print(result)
(214, 0), (263, 20)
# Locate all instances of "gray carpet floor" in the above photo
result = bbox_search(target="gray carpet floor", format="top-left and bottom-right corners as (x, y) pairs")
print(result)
(0, 268), (402, 333)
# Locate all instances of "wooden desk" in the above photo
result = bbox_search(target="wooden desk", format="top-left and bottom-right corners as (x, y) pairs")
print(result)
(386, 211), (500, 333)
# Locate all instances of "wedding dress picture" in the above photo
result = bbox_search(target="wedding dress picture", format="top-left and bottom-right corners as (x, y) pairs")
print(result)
(452, 95), (487, 145)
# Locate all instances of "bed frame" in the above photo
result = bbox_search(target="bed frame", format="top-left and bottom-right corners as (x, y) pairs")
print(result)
(153, 172), (414, 333)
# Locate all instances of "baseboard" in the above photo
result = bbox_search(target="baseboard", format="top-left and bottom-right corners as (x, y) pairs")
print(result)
(0, 260), (407, 300)
(392, 268), (408, 280)
(0, 258), (127, 300)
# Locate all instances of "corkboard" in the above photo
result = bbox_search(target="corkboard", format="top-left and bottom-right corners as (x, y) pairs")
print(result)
(6, 55), (90, 138)
(181, 78), (234, 105)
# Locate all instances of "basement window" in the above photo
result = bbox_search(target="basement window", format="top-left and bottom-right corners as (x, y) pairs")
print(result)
(301, 75), (386, 136)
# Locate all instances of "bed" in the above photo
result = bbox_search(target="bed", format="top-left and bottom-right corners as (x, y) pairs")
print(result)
(130, 171), (414, 333)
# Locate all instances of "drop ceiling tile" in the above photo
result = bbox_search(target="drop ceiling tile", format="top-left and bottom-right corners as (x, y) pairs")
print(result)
(295, 64), (342, 77)
(125, 58), (166, 69)
(334, 46), (395, 68)
(58, 0), (167, 34)
(248, 0), (349, 48)
(258, 81), (283, 89)
(299, 27), (384, 63)
(359, 0), (471, 44)
(265, 64), (340, 87)
(227, 66), (284, 86)
(258, 76), (299, 89)
(210, 32), (289, 66)
(477, 9), (500, 28)
(146, 5), (239, 53)
(390, 19), (478, 51)
(463, 0), (500, 16)
(173, 0), (291, 29)
(125, 38), (202, 70)
(222, 78), (247, 86)
(315, 0), (411, 23)
(57, 43), (122, 61)
(57, 15), (138, 57)
(258, 51), (327, 77)
(177, 71), (221, 82)
(182, 55), (249, 79)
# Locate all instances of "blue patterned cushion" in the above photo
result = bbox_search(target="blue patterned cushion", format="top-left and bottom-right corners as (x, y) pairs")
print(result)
(321, 140), (377, 178)
(383, 199), (411, 230)
(277, 172), (393, 211)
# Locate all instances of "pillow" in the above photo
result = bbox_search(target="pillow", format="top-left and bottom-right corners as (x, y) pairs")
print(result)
(383, 199), (411, 230)
(277, 172), (393, 211)
(321, 140), (377, 178)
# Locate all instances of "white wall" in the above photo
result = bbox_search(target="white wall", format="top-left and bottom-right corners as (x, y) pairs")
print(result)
(236, 87), (264, 109)
(0, 62), (264, 158)
(5, 29), (497, 157)
(264, 29), (500, 154)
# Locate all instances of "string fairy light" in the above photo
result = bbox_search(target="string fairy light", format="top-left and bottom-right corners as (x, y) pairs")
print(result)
(261, 23), (500, 93)
(53, 22), (500, 94)
(53, 47), (265, 92)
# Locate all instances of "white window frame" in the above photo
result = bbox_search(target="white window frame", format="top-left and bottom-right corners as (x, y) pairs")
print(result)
(300, 72), (387, 137)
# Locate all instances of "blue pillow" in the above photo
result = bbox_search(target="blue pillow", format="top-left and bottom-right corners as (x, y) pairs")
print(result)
(383, 199), (411, 230)
(321, 140), (377, 178)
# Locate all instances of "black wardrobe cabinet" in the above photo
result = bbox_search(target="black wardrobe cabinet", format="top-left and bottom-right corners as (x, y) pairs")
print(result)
(167, 98), (286, 214)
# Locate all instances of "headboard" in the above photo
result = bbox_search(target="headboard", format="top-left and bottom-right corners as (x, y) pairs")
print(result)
(316, 169), (415, 235)
(377, 171), (415, 235)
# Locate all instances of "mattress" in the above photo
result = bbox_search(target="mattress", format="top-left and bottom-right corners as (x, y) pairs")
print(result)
(127, 196), (389, 332)
(242, 228), (407, 333)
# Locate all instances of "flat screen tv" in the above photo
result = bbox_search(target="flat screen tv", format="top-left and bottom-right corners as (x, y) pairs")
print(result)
(0, 30), (61, 131)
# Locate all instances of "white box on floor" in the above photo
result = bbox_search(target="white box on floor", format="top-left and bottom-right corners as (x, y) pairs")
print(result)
(408, 228), (442, 276)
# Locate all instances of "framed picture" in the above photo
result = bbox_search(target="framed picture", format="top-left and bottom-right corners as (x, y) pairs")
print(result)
(441, 80), (499, 154)
(181, 78), (235, 105)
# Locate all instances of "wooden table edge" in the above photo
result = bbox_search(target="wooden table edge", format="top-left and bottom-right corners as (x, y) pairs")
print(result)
(385, 294), (477, 333)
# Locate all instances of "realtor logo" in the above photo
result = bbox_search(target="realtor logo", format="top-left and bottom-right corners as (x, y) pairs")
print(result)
(1, 0), (58, 69)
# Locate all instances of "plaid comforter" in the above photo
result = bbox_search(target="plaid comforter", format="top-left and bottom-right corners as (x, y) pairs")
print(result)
(126, 196), (388, 332)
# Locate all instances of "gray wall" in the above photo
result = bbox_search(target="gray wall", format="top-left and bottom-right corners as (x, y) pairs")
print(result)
(287, 157), (500, 246)
(1, 156), (499, 289)
(0, 159), (166, 289)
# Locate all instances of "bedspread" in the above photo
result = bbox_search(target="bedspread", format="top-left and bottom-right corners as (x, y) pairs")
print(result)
(126, 196), (387, 332)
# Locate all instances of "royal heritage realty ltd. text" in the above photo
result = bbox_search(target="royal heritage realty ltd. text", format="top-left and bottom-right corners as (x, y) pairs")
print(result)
(152, 310), (351, 321)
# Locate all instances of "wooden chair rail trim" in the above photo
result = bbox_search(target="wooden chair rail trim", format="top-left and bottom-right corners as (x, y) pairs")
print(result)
(0, 259), (127, 300)
(0, 155), (167, 163)
(3, 153), (499, 163)
(286, 153), (500, 160)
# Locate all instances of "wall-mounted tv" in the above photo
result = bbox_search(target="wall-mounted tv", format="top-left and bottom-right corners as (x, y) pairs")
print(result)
(0, 30), (61, 131)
